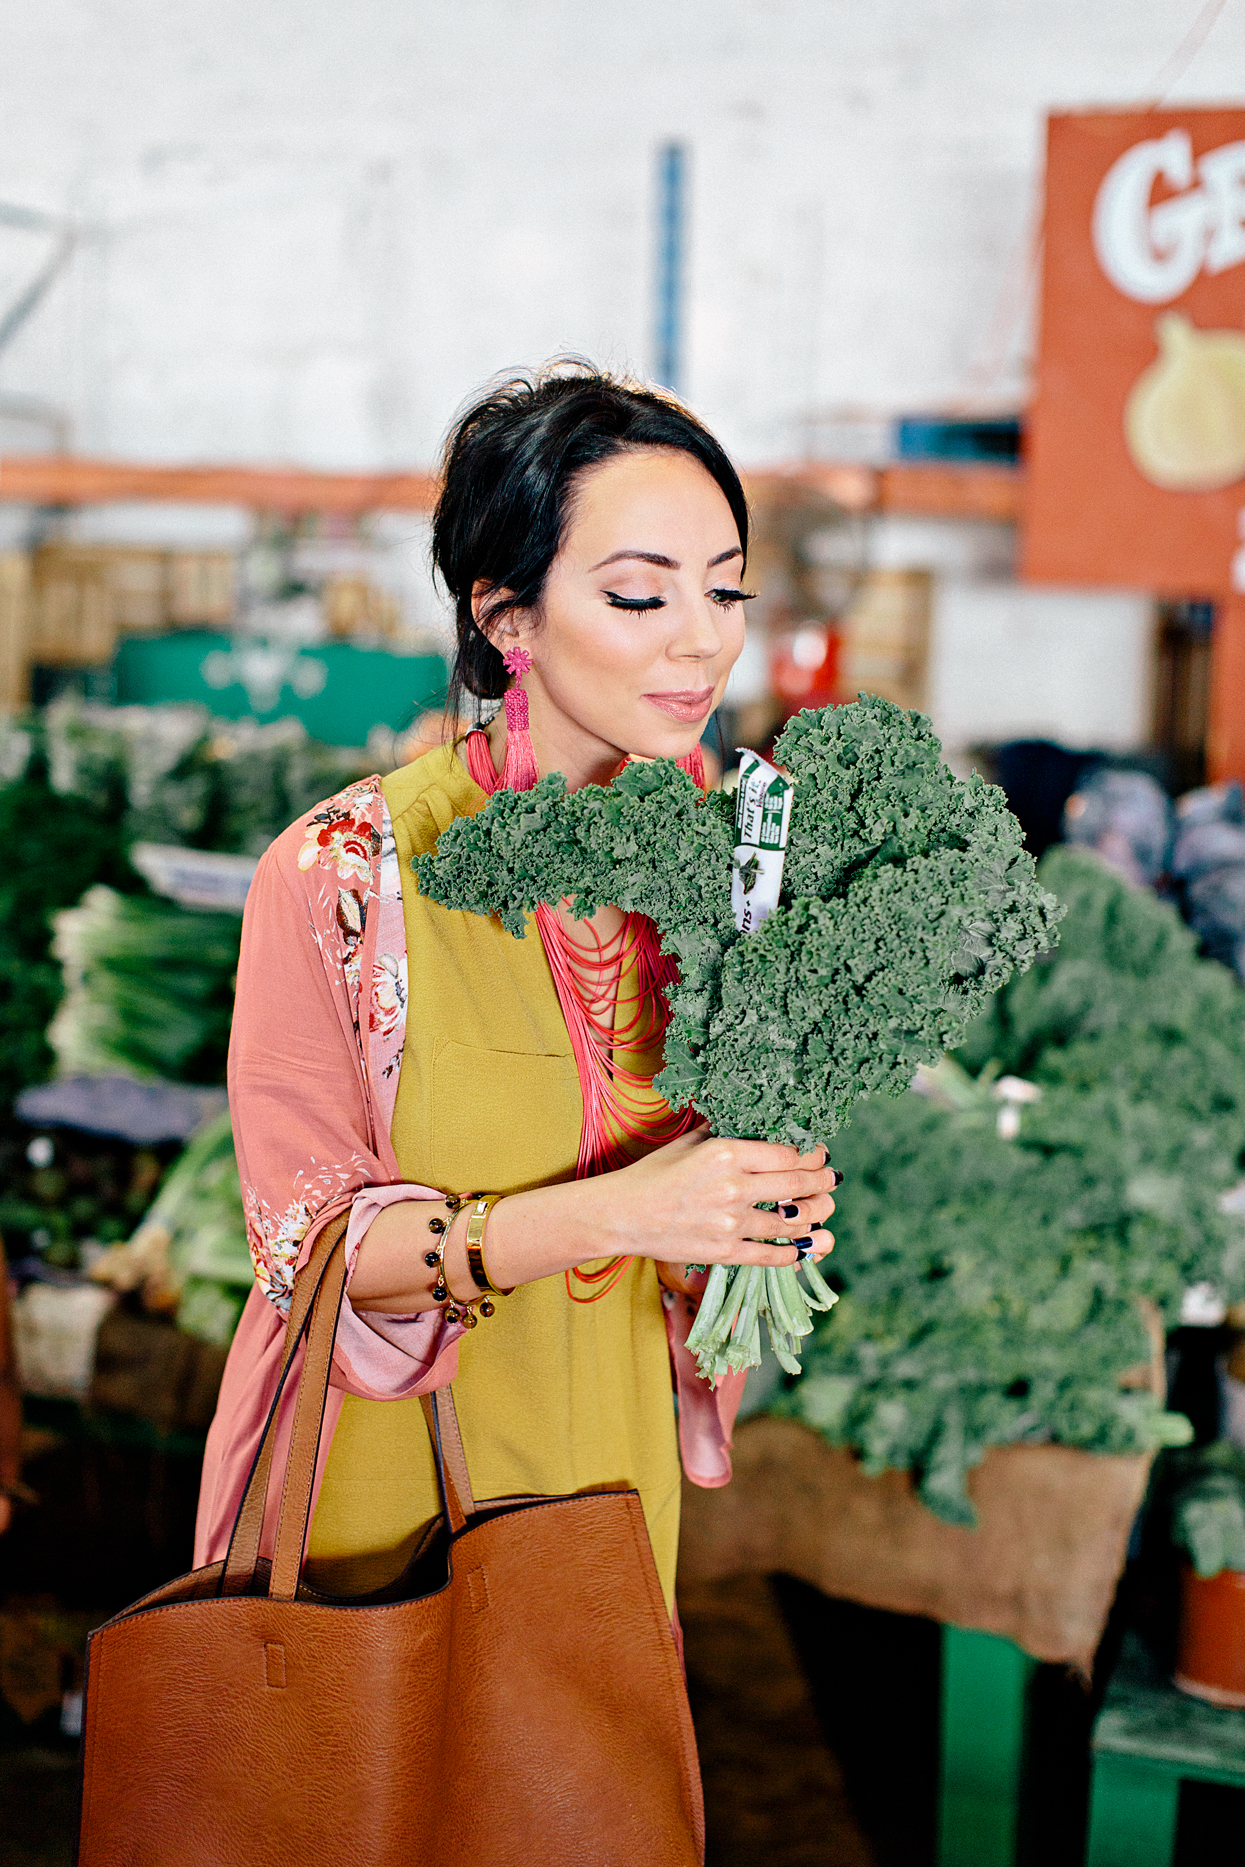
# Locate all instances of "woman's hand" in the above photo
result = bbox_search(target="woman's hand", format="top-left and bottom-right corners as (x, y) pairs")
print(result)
(577, 1124), (835, 1268)
(479, 1124), (835, 1297)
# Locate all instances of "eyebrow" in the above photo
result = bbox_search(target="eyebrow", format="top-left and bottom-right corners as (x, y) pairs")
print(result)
(589, 546), (744, 572)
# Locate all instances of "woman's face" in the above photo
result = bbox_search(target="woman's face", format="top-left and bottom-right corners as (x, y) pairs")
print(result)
(483, 446), (749, 779)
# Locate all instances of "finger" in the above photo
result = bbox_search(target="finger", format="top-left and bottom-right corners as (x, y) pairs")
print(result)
(746, 1167), (841, 1205)
(729, 1240), (803, 1267)
(717, 1137), (809, 1173)
(742, 1200), (833, 1242)
(769, 1194), (835, 1231)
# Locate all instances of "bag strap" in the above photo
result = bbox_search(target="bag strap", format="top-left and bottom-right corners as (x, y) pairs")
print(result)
(219, 1215), (350, 1597)
(420, 1387), (475, 1534)
(268, 1228), (354, 1600)
(221, 1213), (480, 1601)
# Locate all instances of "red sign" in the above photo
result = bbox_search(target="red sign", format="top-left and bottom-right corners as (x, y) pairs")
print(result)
(1025, 108), (1245, 596)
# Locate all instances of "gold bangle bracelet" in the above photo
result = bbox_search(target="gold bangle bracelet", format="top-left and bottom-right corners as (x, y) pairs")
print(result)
(465, 1195), (514, 1297)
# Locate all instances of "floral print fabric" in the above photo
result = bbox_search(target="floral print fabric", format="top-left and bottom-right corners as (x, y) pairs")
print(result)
(241, 777), (409, 1309)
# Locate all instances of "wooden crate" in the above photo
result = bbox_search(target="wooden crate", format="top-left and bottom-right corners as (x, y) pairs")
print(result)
(322, 574), (399, 639)
(168, 552), (236, 627)
(0, 551), (32, 710)
(26, 546), (237, 673)
(30, 545), (169, 665)
(837, 568), (932, 711)
(30, 546), (116, 665)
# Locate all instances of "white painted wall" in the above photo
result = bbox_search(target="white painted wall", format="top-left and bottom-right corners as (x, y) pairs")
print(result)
(928, 582), (1156, 758)
(0, 0), (1241, 472)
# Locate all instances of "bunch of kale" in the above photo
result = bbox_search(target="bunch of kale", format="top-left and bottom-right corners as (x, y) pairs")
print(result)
(777, 846), (1245, 1522)
(415, 695), (1061, 1148)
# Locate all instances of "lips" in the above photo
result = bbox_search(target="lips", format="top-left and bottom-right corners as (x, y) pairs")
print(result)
(642, 687), (716, 724)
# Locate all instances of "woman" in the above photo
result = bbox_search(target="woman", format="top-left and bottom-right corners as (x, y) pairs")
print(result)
(195, 365), (836, 1625)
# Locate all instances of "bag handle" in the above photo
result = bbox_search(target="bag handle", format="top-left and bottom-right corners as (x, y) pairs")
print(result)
(220, 1215), (350, 1596)
(420, 1386), (475, 1535)
(222, 1212), (479, 1600)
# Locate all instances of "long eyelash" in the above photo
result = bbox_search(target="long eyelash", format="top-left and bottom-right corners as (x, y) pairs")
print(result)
(605, 592), (664, 611)
(710, 588), (757, 604)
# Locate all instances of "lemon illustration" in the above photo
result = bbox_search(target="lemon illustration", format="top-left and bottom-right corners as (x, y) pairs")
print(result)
(1125, 314), (1245, 492)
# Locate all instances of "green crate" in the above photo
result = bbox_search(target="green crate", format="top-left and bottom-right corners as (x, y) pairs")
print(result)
(114, 631), (446, 747)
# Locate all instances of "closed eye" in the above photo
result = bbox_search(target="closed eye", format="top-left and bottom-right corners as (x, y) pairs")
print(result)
(710, 587), (756, 606)
(605, 591), (664, 611)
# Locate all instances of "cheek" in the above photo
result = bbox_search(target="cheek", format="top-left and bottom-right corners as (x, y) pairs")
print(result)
(719, 609), (748, 668)
(559, 611), (659, 681)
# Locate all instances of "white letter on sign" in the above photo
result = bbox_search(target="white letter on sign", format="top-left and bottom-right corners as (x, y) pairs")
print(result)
(1199, 141), (1245, 275)
(1093, 129), (1209, 303)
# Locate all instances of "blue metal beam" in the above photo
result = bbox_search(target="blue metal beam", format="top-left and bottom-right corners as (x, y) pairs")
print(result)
(654, 142), (687, 394)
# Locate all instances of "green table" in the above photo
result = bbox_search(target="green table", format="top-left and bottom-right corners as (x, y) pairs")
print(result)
(938, 1626), (1036, 1867)
(1085, 1633), (1245, 1867)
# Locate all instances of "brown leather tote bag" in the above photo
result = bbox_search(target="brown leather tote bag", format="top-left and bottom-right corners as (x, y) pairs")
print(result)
(75, 1219), (705, 1866)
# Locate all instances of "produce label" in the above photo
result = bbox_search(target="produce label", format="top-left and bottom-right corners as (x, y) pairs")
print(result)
(731, 749), (792, 934)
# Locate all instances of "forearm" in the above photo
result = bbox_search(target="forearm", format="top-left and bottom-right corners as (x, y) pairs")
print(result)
(348, 1179), (604, 1315)
(349, 1130), (836, 1316)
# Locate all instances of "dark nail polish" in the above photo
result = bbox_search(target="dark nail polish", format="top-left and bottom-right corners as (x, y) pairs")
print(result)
(780, 1202), (800, 1219)
(794, 1236), (813, 1249)
(830, 1169), (844, 1188)
(794, 1243), (812, 1261)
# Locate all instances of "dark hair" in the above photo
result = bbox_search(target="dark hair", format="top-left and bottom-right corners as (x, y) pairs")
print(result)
(432, 361), (750, 718)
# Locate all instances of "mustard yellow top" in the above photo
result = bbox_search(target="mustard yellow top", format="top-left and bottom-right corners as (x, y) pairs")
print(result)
(305, 744), (682, 1609)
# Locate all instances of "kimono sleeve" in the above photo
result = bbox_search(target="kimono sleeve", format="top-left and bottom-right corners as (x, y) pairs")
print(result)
(228, 825), (398, 1314)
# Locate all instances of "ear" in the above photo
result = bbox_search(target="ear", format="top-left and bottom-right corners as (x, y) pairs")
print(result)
(471, 581), (535, 657)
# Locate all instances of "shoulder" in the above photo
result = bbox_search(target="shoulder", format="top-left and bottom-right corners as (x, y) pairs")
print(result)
(253, 775), (386, 914)
(382, 742), (487, 861)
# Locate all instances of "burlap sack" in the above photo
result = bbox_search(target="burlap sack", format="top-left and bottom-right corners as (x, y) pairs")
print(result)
(678, 1418), (1150, 1672)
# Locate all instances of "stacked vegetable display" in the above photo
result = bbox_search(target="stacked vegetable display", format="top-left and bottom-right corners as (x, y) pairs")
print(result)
(776, 846), (1245, 1521)
(0, 698), (346, 1318)
(415, 696), (1062, 1376)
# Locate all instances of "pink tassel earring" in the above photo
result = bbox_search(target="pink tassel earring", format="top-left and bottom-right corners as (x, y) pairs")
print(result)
(499, 644), (539, 793)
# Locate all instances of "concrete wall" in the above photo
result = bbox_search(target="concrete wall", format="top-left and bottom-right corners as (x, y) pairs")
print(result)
(0, 1), (1242, 470)
(929, 582), (1156, 760)
(864, 515), (1157, 758)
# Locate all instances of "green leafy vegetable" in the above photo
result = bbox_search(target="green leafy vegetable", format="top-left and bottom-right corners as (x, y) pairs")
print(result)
(776, 847), (1245, 1522)
(416, 697), (1060, 1143)
(414, 697), (1061, 1377)
(49, 887), (241, 1085)
(1167, 1442), (1245, 1578)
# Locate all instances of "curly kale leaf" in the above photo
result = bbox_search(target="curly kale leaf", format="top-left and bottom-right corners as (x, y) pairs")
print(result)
(778, 849), (1245, 1522)
(674, 834), (1057, 1144)
(958, 843), (1240, 1079)
(776, 693), (1014, 898)
(414, 701), (1061, 1143)
(412, 760), (735, 942)
(776, 1083), (1212, 1523)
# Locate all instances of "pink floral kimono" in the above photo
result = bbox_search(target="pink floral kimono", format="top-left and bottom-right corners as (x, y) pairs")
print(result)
(194, 775), (745, 1569)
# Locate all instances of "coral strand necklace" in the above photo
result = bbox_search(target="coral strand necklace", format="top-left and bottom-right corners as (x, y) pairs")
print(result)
(464, 719), (704, 1302)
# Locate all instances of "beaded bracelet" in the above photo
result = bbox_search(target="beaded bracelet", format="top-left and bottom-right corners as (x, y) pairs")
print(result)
(424, 1193), (498, 1327)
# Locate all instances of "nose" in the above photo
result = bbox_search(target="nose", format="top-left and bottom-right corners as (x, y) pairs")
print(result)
(668, 581), (725, 661)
